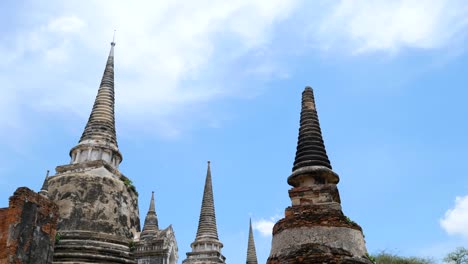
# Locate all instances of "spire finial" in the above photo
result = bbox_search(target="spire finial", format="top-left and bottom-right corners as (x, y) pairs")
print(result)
(111, 30), (116, 46)
(141, 191), (159, 238)
(149, 191), (155, 212)
(39, 170), (50, 197)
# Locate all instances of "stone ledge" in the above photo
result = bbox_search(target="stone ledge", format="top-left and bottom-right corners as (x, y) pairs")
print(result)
(53, 251), (135, 264)
(54, 160), (138, 196)
(56, 160), (121, 177)
(57, 230), (131, 246)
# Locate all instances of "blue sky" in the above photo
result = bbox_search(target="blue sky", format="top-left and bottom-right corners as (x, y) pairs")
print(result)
(1, 1), (468, 263)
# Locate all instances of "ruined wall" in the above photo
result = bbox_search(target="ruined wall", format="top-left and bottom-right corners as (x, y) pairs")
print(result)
(0, 187), (58, 264)
(267, 189), (372, 264)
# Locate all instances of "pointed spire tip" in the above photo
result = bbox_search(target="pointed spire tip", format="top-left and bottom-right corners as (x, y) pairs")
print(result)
(111, 30), (116, 46)
(195, 161), (219, 240)
(141, 189), (159, 236)
(247, 217), (258, 264)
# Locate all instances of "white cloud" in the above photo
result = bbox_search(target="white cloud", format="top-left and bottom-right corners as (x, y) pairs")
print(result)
(253, 215), (281, 237)
(317, 0), (468, 54)
(1, 0), (467, 143)
(440, 196), (468, 238)
(46, 16), (86, 34)
(0, 0), (298, 138)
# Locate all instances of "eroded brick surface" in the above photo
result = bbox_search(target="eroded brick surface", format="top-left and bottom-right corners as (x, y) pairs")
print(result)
(273, 204), (362, 236)
(267, 243), (372, 264)
(0, 187), (58, 264)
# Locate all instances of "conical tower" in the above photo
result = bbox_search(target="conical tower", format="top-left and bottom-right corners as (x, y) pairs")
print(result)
(267, 87), (372, 263)
(69, 40), (122, 167)
(182, 161), (226, 264)
(134, 192), (178, 264)
(47, 40), (140, 263)
(246, 219), (258, 264)
(140, 191), (159, 239)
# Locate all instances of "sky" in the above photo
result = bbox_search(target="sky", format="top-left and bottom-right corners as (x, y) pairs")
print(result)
(0, 0), (468, 263)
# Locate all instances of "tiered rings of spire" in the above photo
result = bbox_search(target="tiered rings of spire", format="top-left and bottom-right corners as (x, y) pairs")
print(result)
(293, 87), (332, 171)
(288, 87), (339, 187)
(195, 161), (219, 241)
(246, 219), (258, 264)
(69, 41), (123, 168)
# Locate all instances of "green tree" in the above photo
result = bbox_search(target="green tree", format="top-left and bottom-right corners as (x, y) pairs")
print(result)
(444, 247), (468, 264)
(372, 252), (435, 264)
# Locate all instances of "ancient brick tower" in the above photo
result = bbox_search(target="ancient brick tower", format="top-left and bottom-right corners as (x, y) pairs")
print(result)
(134, 192), (178, 263)
(47, 41), (141, 263)
(246, 219), (258, 264)
(182, 161), (226, 264)
(267, 87), (372, 264)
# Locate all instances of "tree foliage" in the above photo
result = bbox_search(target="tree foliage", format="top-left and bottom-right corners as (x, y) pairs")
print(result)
(372, 252), (435, 264)
(444, 247), (468, 264)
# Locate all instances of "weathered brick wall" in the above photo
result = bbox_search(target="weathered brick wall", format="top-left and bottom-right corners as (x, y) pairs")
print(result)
(0, 187), (58, 264)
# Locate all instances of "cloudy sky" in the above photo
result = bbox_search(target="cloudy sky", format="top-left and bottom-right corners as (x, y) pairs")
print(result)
(1, 0), (468, 263)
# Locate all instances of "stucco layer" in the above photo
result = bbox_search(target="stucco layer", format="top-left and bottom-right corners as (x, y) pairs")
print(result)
(48, 161), (140, 263)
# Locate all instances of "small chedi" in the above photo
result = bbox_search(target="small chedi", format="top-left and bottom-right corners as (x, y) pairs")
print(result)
(182, 162), (226, 264)
(267, 87), (372, 263)
(134, 192), (178, 264)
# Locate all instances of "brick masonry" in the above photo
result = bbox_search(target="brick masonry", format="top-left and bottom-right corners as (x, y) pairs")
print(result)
(0, 187), (58, 264)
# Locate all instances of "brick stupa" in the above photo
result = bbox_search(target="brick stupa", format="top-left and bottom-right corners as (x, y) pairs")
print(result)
(267, 87), (372, 264)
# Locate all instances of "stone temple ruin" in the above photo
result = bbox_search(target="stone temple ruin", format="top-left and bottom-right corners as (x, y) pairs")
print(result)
(266, 88), (371, 264)
(0, 42), (371, 263)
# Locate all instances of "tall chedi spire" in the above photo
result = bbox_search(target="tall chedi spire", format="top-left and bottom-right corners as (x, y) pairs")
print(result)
(182, 161), (226, 264)
(196, 161), (218, 240)
(267, 87), (372, 263)
(246, 219), (258, 264)
(47, 39), (141, 263)
(69, 38), (122, 168)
